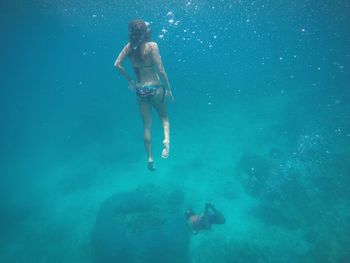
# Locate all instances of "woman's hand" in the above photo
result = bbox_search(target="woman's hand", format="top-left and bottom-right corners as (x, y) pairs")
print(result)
(165, 89), (174, 101)
(128, 80), (136, 91)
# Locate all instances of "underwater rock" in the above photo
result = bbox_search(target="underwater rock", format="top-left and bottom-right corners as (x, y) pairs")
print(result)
(310, 152), (350, 201)
(255, 167), (315, 229)
(236, 152), (319, 228)
(236, 153), (272, 197)
(91, 185), (191, 263)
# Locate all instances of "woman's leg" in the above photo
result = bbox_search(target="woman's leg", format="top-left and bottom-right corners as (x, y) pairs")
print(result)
(138, 99), (154, 169)
(152, 88), (170, 158)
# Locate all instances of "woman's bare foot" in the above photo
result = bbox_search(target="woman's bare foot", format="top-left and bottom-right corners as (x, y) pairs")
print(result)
(161, 140), (170, 159)
(147, 158), (155, 171)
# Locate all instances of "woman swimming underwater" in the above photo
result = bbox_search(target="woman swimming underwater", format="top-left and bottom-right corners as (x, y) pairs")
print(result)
(114, 19), (174, 171)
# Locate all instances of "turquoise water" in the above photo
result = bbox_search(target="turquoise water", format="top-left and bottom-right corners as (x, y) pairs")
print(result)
(1, 0), (350, 262)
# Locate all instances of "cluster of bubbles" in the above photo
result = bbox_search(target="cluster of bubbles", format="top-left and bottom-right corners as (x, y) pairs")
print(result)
(158, 11), (180, 40)
(155, 1), (221, 52)
(296, 133), (324, 154)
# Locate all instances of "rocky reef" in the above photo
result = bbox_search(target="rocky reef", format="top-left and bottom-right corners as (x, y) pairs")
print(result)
(91, 185), (191, 263)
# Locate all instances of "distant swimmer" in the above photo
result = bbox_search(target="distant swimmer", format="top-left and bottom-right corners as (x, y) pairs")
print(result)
(114, 19), (174, 171)
(186, 203), (225, 234)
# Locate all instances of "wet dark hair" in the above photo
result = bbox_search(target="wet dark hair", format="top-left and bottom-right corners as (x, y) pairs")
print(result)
(128, 19), (151, 61)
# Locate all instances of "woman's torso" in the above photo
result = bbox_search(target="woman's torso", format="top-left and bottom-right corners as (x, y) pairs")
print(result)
(130, 42), (160, 87)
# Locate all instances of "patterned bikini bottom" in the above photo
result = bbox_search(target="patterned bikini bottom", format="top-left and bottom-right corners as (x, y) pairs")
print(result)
(136, 85), (163, 99)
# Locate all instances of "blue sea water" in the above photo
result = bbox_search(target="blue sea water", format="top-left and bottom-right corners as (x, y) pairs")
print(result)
(1, 0), (350, 262)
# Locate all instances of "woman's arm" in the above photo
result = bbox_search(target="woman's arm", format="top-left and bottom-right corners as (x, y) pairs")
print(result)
(114, 43), (134, 83)
(150, 42), (174, 100)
